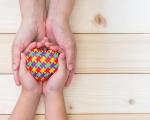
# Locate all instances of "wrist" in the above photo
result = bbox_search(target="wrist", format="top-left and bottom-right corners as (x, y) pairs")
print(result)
(20, 0), (46, 25)
(21, 88), (42, 97)
(47, 0), (71, 24)
(44, 87), (64, 97)
(21, 15), (46, 28)
(22, 15), (46, 27)
(44, 90), (64, 100)
(47, 15), (69, 28)
(48, 0), (74, 20)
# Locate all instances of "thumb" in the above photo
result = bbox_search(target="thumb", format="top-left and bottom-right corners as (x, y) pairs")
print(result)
(57, 53), (67, 72)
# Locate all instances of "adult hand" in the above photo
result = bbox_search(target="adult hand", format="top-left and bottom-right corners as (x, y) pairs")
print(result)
(12, 0), (46, 86)
(12, 21), (45, 86)
(46, 0), (76, 86)
(46, 20), (76, 86)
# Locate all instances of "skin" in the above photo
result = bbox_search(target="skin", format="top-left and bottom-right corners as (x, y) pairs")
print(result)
(46, 0), (76, 86)
(12, 0), (76, 87)
(12, 0), (46, 86)
(10, 40), (69, 120)
(35, 39), (69, 120)
(43, 53), (69, 120)
(10, 53), (42, 120)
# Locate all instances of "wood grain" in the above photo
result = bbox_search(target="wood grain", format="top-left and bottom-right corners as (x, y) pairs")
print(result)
(1, 114), (150, 120)
(1, 0), (150, 33)
(1, 34), (150, 73)
(1, 74), (150, 114)
(1, 0), (150, 119)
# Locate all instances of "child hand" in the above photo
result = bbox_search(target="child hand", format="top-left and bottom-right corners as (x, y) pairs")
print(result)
(19, 53), (42, 94)
(22, 38), (69, 94)
(43, 53), (69, 94)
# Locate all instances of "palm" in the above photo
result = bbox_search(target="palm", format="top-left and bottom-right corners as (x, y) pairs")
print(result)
(12, 22), (45, 85)
(43, 72), (66, 92)
(22, 72), (41, 91)
(43, 53), (69, 93)
(46, 22), (74, 47)
(19, 53), (42, 92)
(46, 21), (76, 86)
(14, 23), (45, 49)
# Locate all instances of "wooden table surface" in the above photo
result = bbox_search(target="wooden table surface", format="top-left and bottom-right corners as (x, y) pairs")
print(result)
(1, 0), (150, 119)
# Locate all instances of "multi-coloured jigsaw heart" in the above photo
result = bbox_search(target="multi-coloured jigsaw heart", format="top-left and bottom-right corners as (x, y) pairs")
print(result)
(26, 48), (60, 81)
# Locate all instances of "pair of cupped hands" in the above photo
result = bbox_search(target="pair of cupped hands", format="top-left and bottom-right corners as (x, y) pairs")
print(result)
(19, 37), (69, 94)
(12, 18), (76, 94)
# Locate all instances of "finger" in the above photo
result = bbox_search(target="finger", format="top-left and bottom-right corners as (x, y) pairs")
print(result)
(50, 45), (63, 53)
(65, 69), (75, 86)
(64, 42), (76, 86)
(13, 70), (21, 86)
(49, 39), (57, 44)
(42, 37), (49, 43)
(20, 53), (27, 73)
(65, 43), (76, 71)
(37, 42), (45, 48)
(41, 37), (48, 44)
(57, 53), (69, 84)
(12, 43), (20, 70)
(24, 42), (37, 53)
(45, 41), (55, 48)
(12, 43), (21, 86)
(44, 42), (63, 53)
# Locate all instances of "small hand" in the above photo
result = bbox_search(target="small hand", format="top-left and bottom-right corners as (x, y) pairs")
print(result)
(43, 53), (69, 94)
(19, 52), (42, 94)
(46, 19), (76, 86)
(10, 45), (42, 120)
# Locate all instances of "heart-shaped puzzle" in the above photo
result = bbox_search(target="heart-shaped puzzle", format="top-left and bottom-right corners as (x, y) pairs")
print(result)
(26, 48), (60, 81)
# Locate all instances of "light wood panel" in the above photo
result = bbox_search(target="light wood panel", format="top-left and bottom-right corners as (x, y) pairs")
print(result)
(1, 74), (150, 114)
(1, 34), (150, 73)
(1, 114), (150, 120)
(1, 0), (150, 33)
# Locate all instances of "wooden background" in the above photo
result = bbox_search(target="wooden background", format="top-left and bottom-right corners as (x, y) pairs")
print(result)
(1, 0), (150, 119)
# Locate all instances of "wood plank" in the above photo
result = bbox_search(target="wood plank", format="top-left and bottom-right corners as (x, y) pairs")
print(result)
(1, 114), (150, 120)
(1, 74), (150, 114)
(1, 0), (150, 33)
(1, 34), (150, 73)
